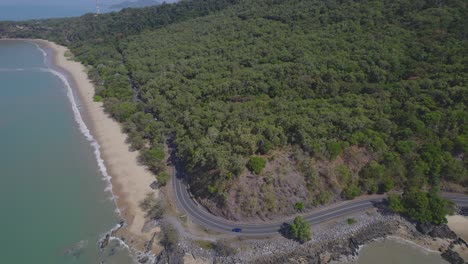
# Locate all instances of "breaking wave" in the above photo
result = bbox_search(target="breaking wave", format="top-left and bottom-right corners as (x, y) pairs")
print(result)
(33, 42), (47, 63)
(38, 61), (121, 215)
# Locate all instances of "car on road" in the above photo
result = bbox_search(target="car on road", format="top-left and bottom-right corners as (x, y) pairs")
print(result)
(232, 228), (242, 233)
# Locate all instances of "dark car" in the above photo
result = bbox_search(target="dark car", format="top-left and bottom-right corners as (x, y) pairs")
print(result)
(232, 228), (242, 233)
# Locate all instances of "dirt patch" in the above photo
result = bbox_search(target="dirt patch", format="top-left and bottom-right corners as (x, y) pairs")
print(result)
(199, 146), (374, 221)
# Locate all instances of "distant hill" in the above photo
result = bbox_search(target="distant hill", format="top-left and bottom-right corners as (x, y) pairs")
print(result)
(109, 0), (178, 10)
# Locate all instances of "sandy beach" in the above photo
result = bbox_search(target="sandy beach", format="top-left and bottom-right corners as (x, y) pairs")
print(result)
(447, 215), (468, 242)
(33, 39), (160, 252)
(447, 215), (468, 260)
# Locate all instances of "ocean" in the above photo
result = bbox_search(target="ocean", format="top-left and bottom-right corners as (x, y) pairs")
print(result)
(0, 40), (133, 263)
(339, 237), (448, 264)
(0, 4), (95, 21)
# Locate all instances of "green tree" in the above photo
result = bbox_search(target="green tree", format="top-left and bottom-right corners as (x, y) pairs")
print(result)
(401, 189), (431, 223)
(427, 190), (451, 225)
(289, 216), (311, 243)
(380, 177), (394, 193)
(342, 183), (361, 200)
(157, 172), (170, 186)
(395, 189), (452, 225)
(326, 141), (344, 160)
(387, 193), (404, 213)
(294, 202), (305, 212)
(140, 146), (165, 174)
(246, 156), (267, 175)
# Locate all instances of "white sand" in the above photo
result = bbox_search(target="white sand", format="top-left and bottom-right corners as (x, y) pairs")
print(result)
(447, 215), (468, 242)
(34, 39), (158, 250)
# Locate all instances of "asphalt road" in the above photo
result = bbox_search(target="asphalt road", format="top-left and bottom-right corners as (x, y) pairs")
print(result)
(172, 167), (468, 236)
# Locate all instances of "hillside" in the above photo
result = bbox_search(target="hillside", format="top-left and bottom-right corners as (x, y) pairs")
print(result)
(2, 0), (466, 220)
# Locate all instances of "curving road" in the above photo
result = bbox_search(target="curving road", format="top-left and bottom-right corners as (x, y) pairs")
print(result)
(172, 167), (468, 236)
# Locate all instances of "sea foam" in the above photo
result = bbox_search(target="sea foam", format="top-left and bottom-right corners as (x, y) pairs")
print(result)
(35, 44), (121, 215)
(33, 42), (47, 62)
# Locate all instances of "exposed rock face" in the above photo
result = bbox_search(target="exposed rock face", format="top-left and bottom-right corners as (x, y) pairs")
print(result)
(169, 213), (466, 264)
(99, 234), (110, 249)
(458, 207), (468, 216)
(250, 220), (399, 264)
(138, 255), (149, 263)
(416, 222), (433, 235)
(441, 249), (465, 264)
(225, 217), (465, 264)
(150, 181), (159, 190)
(429, 225), (458, 240)
(416, 223), (457, 239)
(98, 221), (125, 249)
(154, 248), (185, 264)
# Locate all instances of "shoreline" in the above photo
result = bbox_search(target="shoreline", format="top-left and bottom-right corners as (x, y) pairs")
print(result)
(29, 39), (160, 254)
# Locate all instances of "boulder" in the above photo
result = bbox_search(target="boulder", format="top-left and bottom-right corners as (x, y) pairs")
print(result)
(138, 255), (149, 263)
(441, 249), (465, 264)
(429, 225), (457, 240)
(416, 222), (434, 235)
(458, 207), (468, 216)
(150, 181), (159, 190)
(348, 238), (360, 255)
(99, 234), (110, 249)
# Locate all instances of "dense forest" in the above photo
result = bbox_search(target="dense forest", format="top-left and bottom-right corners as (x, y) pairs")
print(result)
(2, 0), (466, 220)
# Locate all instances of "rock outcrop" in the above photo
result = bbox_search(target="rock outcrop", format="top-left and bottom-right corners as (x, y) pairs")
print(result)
(441, 249), (465, 264)
(416, 223), (458, 239)
(249, 220), (399, 264)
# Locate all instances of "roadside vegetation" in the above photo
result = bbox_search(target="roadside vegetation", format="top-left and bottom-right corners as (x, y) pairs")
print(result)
(388, 188), (455, 225)
(159, 223), (179, 251)
(214, 239), (237, 256)
(246, 156), (267, 175)
(288, 216), (311, 243)
(2, 0), (466, 219)
(157, 172), (170, 186)
(139, 192), (165, 220)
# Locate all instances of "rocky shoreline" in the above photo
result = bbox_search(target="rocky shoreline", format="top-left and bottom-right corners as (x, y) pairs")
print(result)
(97, 206), (468, 264)
(143, 209), (467, 264)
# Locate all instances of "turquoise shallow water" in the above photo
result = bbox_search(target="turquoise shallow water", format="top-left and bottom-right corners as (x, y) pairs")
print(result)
(0, 40), (133, 263)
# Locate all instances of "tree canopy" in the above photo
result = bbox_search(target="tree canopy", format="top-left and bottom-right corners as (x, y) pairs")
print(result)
(289, 216), (311, 243)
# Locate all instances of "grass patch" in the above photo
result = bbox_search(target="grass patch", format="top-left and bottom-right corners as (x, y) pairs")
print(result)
(157, 172), (170, 186)
(64, 50), (73, 59)
(93, 95), (103, 102)
(347, 218), (357, 225)
(246, 156), (267, 175)
(194, 240), (215, 250)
